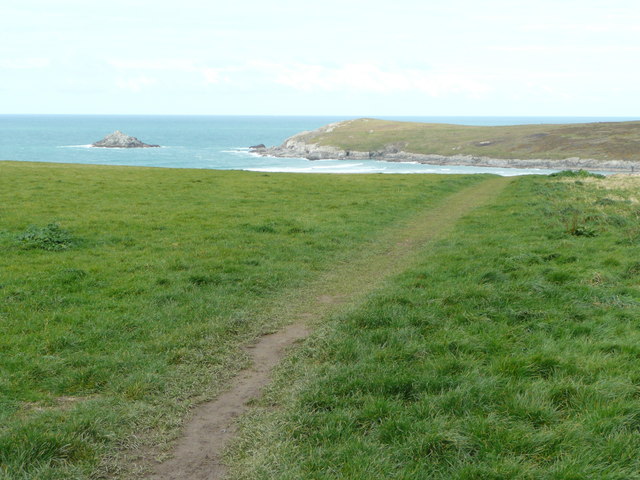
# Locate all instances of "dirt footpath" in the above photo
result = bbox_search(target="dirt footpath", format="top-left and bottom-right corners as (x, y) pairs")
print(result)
(148, 176), (513, 480)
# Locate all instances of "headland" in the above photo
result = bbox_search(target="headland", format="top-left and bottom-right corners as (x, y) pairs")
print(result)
(252, 118), (640, 172)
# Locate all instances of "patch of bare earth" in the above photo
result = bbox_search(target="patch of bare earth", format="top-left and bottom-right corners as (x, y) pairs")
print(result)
(19, 395), (91, 416)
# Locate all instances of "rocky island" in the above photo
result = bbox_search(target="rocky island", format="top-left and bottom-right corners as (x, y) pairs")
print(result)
(92, 131), (159, 148)
(252, 118), (640, 172)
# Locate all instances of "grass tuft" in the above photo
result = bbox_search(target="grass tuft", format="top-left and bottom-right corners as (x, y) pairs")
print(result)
(549, 169), (606, 178)
(17, 223), (75, 251)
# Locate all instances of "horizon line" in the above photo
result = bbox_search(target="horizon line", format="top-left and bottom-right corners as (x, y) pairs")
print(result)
(1, 113), (639, 118)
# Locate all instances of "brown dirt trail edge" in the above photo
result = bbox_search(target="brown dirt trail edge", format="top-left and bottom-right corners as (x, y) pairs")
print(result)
(147, 176), (512, 480)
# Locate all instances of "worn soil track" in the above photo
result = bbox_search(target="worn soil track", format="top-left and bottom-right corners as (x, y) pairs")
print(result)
(148, 176), (512, 480)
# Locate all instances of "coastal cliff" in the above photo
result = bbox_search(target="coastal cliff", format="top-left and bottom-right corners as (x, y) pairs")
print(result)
(252, 119), (640, 172)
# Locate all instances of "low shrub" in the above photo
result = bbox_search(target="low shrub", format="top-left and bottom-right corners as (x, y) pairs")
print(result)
(549, 169), (605, 178)
(17, 223), (75, 251)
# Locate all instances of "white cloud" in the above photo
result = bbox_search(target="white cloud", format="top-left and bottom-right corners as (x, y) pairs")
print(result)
(202, 68), (223, 83)
(274, 63), (481, 96)
(522, 22), (640, 33)
(109, 59), (239, 85)
(201, 66), (244, 84)
(108, 58), (197, 71)
(115, 76), (157, 92)
(492, 45), (640, 54)
(0, 58), (50, 69)
(200, 61), (491, 98)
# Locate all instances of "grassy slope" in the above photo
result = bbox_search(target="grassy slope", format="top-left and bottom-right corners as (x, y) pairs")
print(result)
(229, 173), (640, 479)
(306, 118), (640, 161)
(0, 161), (482, 479)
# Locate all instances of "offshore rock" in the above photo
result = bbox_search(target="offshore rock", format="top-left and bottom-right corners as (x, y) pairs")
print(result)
(92, 131), (159, 148)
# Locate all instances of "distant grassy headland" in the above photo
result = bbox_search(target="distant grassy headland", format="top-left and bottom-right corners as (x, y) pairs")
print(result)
(255, 118), (640, 172)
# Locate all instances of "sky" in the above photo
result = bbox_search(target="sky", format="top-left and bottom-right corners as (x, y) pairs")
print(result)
(2, 0), (640, 116)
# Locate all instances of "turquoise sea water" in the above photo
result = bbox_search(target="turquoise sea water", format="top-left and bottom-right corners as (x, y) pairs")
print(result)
(0, 115), (636, 175)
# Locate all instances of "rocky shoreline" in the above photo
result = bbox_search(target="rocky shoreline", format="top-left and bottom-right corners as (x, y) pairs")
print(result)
(252, 126), (640, 173)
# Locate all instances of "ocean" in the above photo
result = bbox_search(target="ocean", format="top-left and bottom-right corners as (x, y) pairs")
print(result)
(1, 115), (636, 175)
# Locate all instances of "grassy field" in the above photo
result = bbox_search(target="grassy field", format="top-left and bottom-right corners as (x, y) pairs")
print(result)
(229, 172), (640, 479)
(0, 161), (483, 479)
(303, 118), (640, 161)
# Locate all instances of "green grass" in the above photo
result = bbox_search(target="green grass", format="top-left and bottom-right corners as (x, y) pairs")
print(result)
(304, 118), (640, 161)
(228, 173), (640, 479)
(0, 161), (483, 479)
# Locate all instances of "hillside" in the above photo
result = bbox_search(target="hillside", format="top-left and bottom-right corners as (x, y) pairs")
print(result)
(314, 118), (640, 160)
(257, 118), (640, 171)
